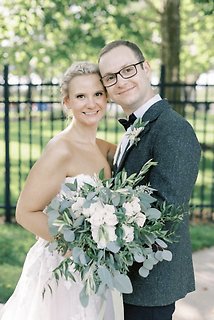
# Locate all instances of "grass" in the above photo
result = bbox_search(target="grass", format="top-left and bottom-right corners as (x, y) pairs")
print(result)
(0, 223), (35, 303)
(190, 223), (214, 251)
(0, 222), (214, 304)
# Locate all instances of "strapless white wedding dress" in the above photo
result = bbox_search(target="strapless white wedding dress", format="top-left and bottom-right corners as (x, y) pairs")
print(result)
(0, 175), (124, 320)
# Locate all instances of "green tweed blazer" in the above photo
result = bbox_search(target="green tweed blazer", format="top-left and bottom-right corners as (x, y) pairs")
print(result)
(115, 99), (201, 306)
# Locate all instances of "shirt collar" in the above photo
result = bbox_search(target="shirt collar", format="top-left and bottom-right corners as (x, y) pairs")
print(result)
(134, 94), (162, 118)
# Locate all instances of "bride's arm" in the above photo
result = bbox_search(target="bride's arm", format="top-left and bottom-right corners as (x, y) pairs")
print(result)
(96, 138), (117, 169)
(107, 142), (117, 169)
(16, 141), (69, 242)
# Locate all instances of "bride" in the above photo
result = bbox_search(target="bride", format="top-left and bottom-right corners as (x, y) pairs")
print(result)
(0, 62), (123, 320)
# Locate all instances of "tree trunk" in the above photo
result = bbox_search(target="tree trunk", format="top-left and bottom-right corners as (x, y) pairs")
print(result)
(160, 0), (182, 114)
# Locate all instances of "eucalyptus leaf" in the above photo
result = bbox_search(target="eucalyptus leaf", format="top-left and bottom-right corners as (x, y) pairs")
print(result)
(147, 253), (159, 265)
(48, 241), (58, 252)
(143, 259), (154, 270)
(139, 193), (156, 208)
(107, 241), (121, 253)
(108, 253), (115, 267)
(79, 287), (89, 307)
(146, 208), (161, 220)
(79, 252), (89, 265)
(113, 273), (133, 294)
(155, 238), (168, 248)
(73, 215), (85, 228)
(60, 199), (72, 212)
(139, 266), (150, 278)
(86, 191), (97, 201)
(47, 209), (60, 223)
(99, 188), (111, 203)
(97, 266), (114, 289)
(83, 200), (92, 208)
(162, 250), (172, 261)
(97, 282), (107, 296)
(97, 250), (104, 263)
(144, 234), (156, 245)
(134, 251), (146, 263)
(63, 229), (75, 242)
(48, 224), (59, 236)
(72, 247), (83, 263)
(66, 180), (78, 191)
(111, 193), (121, 206)
(154, 251), (163, 261)
(48, 197), (61, 210)
(143, 247), (153, 255)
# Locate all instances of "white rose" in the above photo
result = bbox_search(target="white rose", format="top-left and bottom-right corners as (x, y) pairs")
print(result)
(104, 212), (118, 226)
(104, 204), (115, 215)
(91, 226), (107, 249)
(135, 212), (146, 227)
(122, 224), (134, 243)
(131, 197), (141, 211)
(123, 197), (141, 216)
(104, 225), (117, 243)
(89, 211), (104, 226)
(91, 225), (117, 249)
(71, 197), (85, 214)
(123, 202), (135, 216)
(103, 204), (117, 226)
(82, 207), (91, 218)
(83, 201), (103, 218)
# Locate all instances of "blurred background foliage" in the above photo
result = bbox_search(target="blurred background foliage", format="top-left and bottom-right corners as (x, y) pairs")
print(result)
(0, 0), (213, 82)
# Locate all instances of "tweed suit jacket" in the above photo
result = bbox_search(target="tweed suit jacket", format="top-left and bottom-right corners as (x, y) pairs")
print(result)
(114, 99), (201, 306)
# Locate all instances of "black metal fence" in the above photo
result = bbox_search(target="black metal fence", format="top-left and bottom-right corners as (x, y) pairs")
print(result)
(1, 65), (214, 222)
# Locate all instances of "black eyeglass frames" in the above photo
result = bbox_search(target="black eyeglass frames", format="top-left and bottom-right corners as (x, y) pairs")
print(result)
(101, 60), (144, 88)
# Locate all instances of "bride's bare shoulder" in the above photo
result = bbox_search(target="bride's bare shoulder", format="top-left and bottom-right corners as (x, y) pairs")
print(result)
(41, 131), (73, 162)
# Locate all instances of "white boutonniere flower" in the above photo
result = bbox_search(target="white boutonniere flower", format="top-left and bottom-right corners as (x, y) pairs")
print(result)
(125, 118), (149, 147)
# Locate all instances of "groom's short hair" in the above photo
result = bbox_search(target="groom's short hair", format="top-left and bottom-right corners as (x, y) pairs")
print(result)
(98, 40), (145, 63)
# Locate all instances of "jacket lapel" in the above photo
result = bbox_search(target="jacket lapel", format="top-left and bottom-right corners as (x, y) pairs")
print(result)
(114, 99), (171, 174)
(115, 123), (151, 173)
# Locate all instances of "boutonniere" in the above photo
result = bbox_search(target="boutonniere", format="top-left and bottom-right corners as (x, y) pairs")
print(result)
(125, 118), (149, 147)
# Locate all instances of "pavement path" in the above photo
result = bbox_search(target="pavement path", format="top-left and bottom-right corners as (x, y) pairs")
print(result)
(174, 247), (214, 320)
(0, 247), (213, 319)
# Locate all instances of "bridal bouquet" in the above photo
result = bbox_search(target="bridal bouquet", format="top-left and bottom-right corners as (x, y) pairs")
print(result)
(46, 160), (183, 307)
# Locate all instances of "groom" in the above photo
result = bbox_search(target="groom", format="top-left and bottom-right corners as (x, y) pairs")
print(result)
(98, 40), (201, 320)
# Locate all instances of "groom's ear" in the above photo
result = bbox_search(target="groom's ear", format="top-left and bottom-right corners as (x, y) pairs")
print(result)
(142, 61), (152, 79)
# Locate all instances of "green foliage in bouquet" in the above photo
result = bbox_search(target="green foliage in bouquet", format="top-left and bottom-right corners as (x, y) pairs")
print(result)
(46, 160), (183, 307)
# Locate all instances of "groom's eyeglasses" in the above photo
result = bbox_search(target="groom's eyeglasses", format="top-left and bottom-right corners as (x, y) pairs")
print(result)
(101, 61), (144, 88)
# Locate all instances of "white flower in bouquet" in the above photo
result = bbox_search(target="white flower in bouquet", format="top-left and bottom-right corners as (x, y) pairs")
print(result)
(122, 224), (134, 243)
(135, 212), (146, 227)
(45, 159), (184, 307)
(103, 205), (118, 225)
(123, 196), (141, 216)
(92, 225), (117, 249)
(71, 197), (85, 217)
(75, 174), (97, 188)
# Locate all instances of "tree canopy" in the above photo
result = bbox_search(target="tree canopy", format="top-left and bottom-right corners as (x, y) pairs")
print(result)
(0, 0), (213, 81)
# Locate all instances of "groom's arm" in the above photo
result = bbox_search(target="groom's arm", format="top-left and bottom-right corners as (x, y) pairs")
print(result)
(149, 115), (201, 206)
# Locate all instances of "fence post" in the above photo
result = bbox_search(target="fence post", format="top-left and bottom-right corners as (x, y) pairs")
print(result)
(4, 65), (11, 223)
(159, 64), (166, 98)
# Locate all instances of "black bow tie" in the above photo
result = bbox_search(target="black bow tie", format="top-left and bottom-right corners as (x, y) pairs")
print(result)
(118, 113), (137, 130)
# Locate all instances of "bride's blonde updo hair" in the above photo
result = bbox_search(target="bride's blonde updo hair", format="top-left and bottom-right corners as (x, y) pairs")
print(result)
(60, 61), (101, 102)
